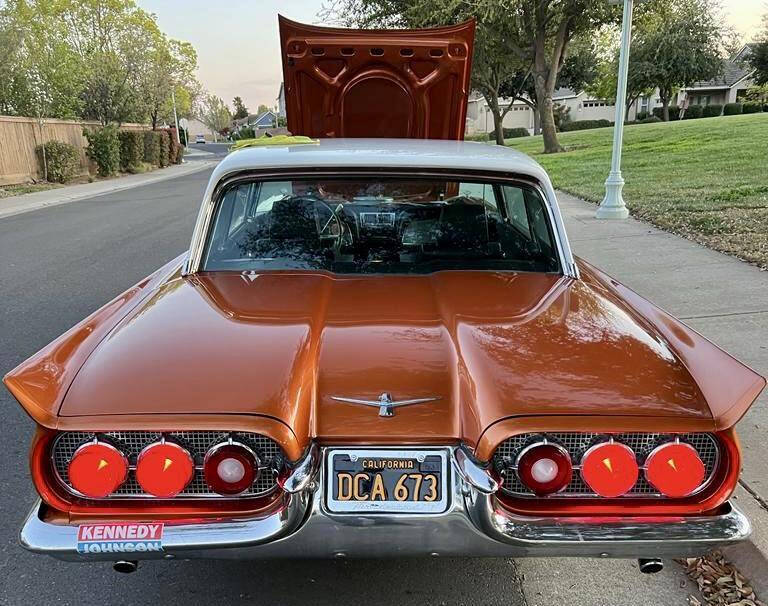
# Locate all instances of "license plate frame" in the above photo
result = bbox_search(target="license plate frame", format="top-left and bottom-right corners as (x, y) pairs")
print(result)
(326, 448), (450, 514)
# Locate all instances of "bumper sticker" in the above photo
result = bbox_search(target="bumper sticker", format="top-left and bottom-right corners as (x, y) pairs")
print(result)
(77, 522), (164, 554)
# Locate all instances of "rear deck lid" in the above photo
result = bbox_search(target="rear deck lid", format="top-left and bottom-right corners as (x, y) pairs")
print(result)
(278, 16), (475, 140)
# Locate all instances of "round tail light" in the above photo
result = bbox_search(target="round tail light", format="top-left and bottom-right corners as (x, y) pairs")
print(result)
(580, 441), (639, 497)
(516, 442), (572, 496)
(135, 441), (194, 498)
(68, 440), (128, 498)
(644, 441), (706, 497)
(204, 441), (259, 495)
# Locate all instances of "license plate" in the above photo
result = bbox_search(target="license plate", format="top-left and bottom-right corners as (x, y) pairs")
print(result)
(326, 448), (449, 513)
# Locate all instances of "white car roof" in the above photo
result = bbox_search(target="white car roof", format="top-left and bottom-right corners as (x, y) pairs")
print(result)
(209, 138), (551, 184)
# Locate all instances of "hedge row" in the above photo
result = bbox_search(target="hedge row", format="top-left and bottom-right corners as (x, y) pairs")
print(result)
(80, 127), (183, 177)
(560, 119), (612, 132)
(118, 130), (144, 173)
(36, 140), (81, 183)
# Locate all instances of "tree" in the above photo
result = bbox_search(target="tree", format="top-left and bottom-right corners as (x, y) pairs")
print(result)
(322, 0), (617, 153)
(627, 0), (725, 121)
(233, 96), (249, 119)
(257, 103), (270, 115)
(197, 94), (232, 142)
(0, 0), (198, 125)
(749, 12), (768, 86)
(0, 0), (83, 118)
(140, 34), (198, 129)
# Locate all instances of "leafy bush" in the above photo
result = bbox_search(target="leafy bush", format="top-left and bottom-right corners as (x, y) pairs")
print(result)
(683, 105), (703, 119)
(143, 131), (161, 166)
(560, 119), (612, 132)
(742, 102), (763, 114)
(167, 128), (184, 165)
(83, 126), (120, 177)
(636, 111), (649, 121)
(764, 104), (768, 113)
(723, 103), (743, 116)
(118, 130), (145, 172)
(158, 130), (170, 167)
(638, 116), (662, 124)
(36, 140), (80, 183)
(652, 105), (681, 121)
(503, 127), (530, 138)
(702, 104), (723, 118)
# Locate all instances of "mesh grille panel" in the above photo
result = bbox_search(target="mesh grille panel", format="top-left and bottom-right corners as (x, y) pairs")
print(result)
(493, 432), (719, 498)
(53, 431), (283, 499)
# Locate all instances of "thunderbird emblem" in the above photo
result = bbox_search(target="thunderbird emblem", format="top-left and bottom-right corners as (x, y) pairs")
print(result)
(330, 393), (440, 417)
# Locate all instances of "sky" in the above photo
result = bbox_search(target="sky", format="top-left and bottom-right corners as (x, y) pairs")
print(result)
(137, 0), (767, 114)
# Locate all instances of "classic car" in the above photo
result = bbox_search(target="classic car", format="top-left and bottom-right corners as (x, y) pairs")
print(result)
(6, 17), (765, 574)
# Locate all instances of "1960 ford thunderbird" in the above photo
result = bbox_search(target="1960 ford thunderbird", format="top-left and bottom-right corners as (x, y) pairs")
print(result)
(5, 18), (765, 571)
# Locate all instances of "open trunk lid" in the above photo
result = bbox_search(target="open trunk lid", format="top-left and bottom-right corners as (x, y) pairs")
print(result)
(278, 15), (475, 140)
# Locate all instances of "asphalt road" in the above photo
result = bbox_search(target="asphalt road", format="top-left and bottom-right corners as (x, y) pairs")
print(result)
(0, 147), (695, 605)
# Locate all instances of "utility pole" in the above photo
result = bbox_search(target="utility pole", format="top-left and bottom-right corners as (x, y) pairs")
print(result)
(596, 0), (640, 219)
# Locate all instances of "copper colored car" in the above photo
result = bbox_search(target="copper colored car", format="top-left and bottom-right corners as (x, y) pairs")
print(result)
(6, 18), (765, 570)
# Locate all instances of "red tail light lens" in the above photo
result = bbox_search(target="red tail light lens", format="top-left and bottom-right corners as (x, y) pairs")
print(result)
(204, 442), (259, 495)
(580, 441), (639, 497)
(644, 441), (706, 497)
(68, 440), (128, 498)
(135, 441), (194, 498)
(516, 443), (572, 496)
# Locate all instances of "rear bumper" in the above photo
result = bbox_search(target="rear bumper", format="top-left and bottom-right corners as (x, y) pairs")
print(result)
(20, 446), (751, 561)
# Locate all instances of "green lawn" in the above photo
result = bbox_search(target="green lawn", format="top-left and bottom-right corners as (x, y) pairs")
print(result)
(505, 113), (768, 269)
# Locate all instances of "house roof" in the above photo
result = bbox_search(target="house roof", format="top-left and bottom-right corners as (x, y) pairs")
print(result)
(552, 87), (579, 100)
(687, 44), (756, 90)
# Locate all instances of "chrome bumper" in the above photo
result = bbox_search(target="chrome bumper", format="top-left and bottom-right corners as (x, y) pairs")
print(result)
(20, 446), (751, 562)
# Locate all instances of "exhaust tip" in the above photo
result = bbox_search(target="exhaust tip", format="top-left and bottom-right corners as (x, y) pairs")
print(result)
(638, 558), (664, 574)
(113, 560), (138, 574)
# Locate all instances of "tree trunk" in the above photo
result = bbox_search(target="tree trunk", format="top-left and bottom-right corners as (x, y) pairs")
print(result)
(533, 107), (541, 135)
(491, 106), (504, 145)
(532, 17), (568, 154)
(534, 76), (562, 153)
(662, 96), (670, 122)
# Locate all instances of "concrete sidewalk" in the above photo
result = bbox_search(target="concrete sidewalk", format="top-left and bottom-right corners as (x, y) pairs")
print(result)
(0, 160), (217, 220)
(553, 190), (768, 597)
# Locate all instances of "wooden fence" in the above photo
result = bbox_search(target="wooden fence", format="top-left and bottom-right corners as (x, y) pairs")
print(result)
(0, 116), (149, 186)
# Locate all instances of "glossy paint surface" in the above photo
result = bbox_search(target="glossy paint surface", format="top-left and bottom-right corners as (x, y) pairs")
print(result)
(279, 17), (475, 140)
(6, 257), (765, 459)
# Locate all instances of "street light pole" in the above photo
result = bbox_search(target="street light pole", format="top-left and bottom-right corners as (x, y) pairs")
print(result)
(171, 88), (181, 145)
(596, 0), (635, 219)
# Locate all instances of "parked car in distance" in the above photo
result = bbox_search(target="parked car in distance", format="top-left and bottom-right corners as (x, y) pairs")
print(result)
(195, 134), (206, 144)
(4, 16), (764, 573)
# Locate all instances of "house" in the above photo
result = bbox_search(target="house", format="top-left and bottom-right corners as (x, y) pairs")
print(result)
(231, 110), (279, 135)
(466, 88), (642, 135)
(185, 118), (217, 142)
(678, 45), (756, 108)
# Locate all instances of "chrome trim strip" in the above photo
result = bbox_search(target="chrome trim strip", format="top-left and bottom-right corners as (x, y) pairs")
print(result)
(278, 443), (320, 494)
(453, 447), (498, 495)
(20, 445), (751, 561)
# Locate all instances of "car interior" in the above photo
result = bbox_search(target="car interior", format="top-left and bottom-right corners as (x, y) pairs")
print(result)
(203, 178), (560, 274)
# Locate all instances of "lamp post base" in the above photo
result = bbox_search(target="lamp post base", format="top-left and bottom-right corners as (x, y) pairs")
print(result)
(596, 172), (630, 219)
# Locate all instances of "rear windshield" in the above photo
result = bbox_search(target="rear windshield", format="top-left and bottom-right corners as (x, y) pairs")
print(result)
(202, 177), (559, 274)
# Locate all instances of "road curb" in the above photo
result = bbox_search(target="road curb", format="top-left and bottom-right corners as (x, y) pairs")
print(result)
(0, 160), (218, 220)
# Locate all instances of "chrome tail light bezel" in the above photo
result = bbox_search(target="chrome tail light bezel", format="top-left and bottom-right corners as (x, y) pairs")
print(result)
(51, 430), (284, 500)
(492, 432), (721, 499)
